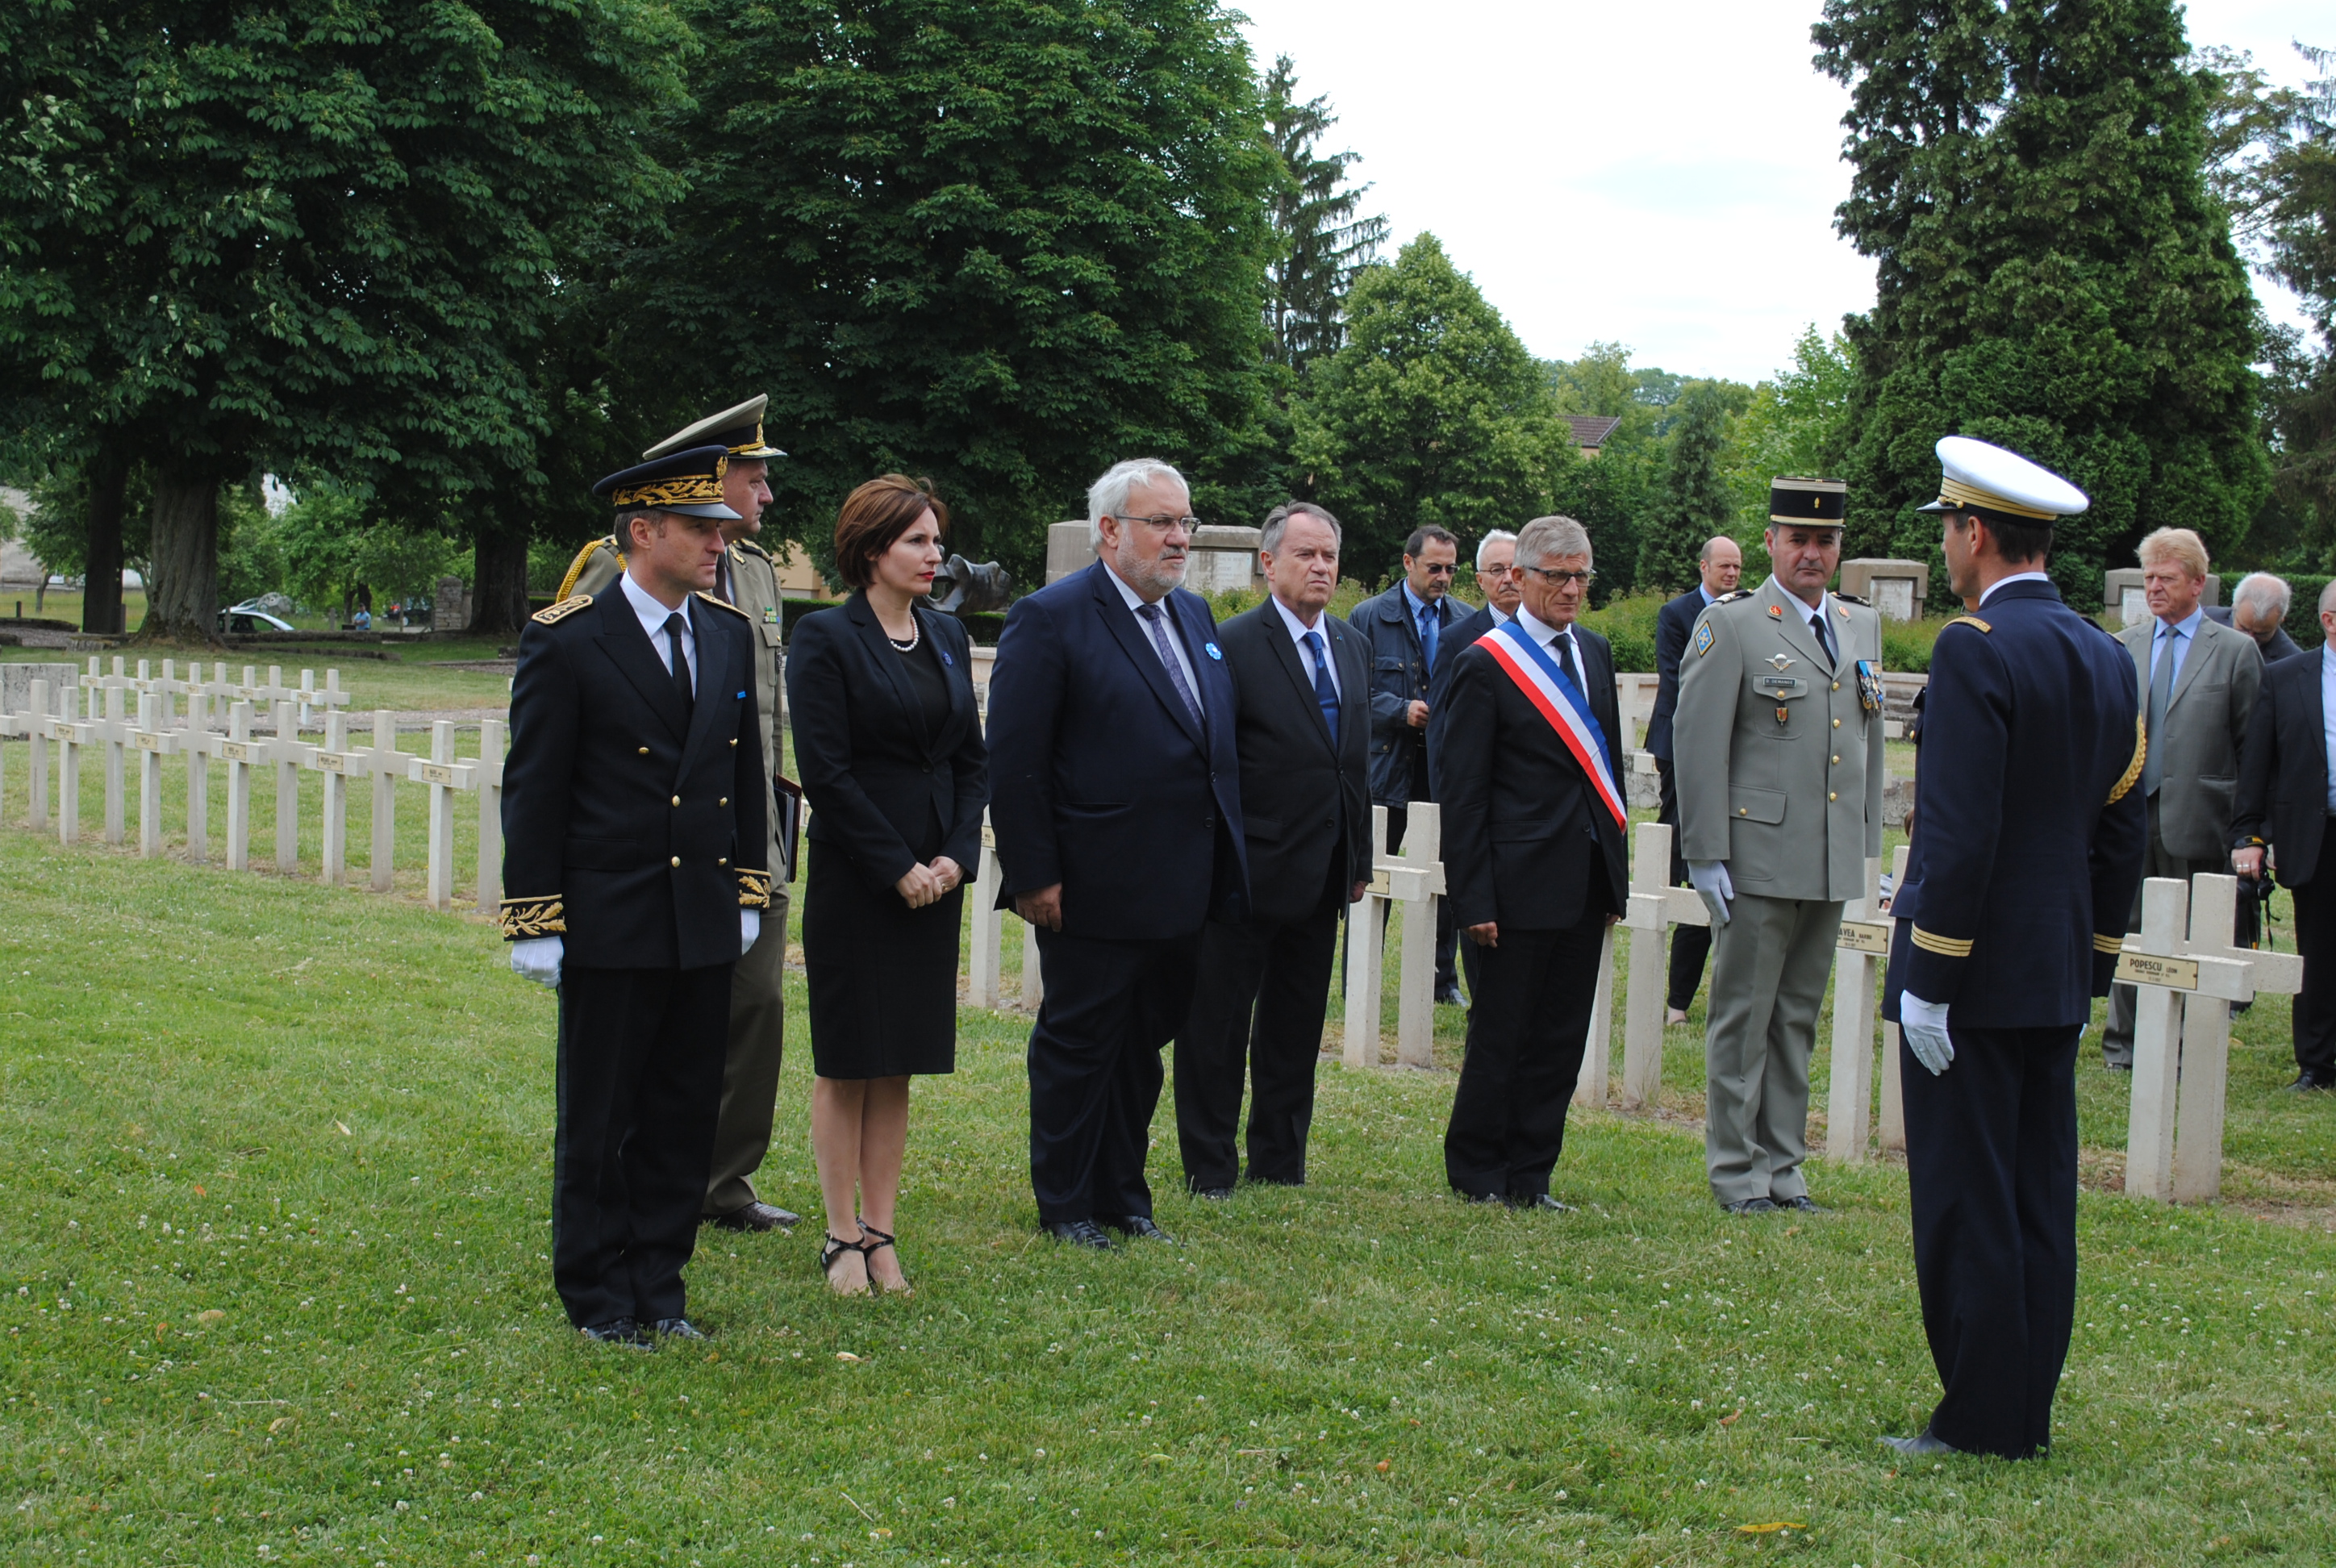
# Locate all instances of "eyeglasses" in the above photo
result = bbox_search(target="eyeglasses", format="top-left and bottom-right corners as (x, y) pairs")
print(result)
(1415, 562), (1458, 577)
(1521, 565), (1597, 587)
(1110, 513), (1199, 532)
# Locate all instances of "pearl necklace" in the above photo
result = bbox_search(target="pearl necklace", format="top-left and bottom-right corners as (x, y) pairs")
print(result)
(885, 614), (920, 653)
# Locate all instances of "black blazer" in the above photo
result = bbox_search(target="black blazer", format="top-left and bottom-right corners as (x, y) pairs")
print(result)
(2232, 644), (2330, 886)
(1646, 586), (1707, 762)
(1436, 622), (1629, 930)
(1215, 600), (1373, 926)
(987, 561), (1248, 939)
(2205, 604), (2305, 664)
(1430, 603), (1498, 710)
(786, 594), (988, 895)
(501, 587), (769, 970)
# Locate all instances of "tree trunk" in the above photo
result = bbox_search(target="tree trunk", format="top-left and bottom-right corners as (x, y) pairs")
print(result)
(138, 468), (223, 645)
(469, 520), (532, 638)
(83, 456), (129, 635)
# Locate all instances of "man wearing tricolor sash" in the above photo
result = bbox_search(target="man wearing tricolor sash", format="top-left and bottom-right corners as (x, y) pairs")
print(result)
(1435, 515), (1629, 1207)
(1675, 479), (1885, 1215)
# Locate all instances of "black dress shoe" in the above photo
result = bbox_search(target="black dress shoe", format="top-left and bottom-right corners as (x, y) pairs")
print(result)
(647, 1317), (707, 1341)
(1880, 1428), (1961, 1457)
(1190, 1186), (1234, 1201)
(1045, 1219), (1114, 1250)
(1721, 1197), (1778, 1215)
(1509, 1194), (1577, 1212)
(1774, 1195), (1829, 1214)
(578, 1317), (647, 1346)
(2286, 1070), (2336, 1092)
(1435, 985), (1465, 1007)
(710, 1201), (801, 1232)
(1103, 1215), (1176, 1243)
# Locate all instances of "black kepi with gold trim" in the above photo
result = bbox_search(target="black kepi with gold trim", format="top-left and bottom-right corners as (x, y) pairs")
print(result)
(591, 444), (741, 520)
(1769, 476), (1847, 526)
(643, 394), (786, 463)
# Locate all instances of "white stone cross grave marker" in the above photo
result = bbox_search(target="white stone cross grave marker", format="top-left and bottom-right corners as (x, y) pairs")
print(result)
(1824, 854), (1890, 1164)
(966, 813), (1004, 1008)
(1877, 844), (1912, 1153)
(1616, 821), (1710, 1109)
(218, 700), (260, 870)
(1341, 802), (1446, 1069)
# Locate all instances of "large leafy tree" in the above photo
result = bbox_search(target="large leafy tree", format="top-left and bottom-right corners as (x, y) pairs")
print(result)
(1292, 233), (1576, 579)
(1636, 382), (1739, 592)
(1815, 0), (2268, 607)
(636, 0), (1282, 586)
(0, 0), (691, 639)
(1262, 54), (1388, 377)
(2255, 46), (2336, 561)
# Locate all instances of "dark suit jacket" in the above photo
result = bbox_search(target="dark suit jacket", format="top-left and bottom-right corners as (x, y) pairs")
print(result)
(786, 593), (988, 895)
(987, 561), (1248, 939)
(502, 587), (769, 970)
(1436, 620), (1629, 930)
(1430, 604), (1497, 708)
(1215, 600), (1372, 926)
(2232, 644), (2331, 886)
(2205, 603), (2305, 664)
(1646, 586), (1709, 762)
(1349, 582), (1465, 806)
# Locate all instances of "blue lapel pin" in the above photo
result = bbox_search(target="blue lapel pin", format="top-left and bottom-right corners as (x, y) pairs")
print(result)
(940, 649), (954, 666)
(1205, 642), (1222, 661)
(736, 690), (746, 699)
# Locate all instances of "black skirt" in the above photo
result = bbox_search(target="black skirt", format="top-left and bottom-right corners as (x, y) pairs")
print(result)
(803, 836), (962, 1078)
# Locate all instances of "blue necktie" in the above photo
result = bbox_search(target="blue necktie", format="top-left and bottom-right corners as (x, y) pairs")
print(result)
(1135, 603), (1204, 730)
(1302, 628), (1339, 739)
(1418, 603), (1439, 675)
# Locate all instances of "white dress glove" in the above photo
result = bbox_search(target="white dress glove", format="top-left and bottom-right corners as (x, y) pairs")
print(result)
(740, 909), (761, 957)
(1900, 992), (1954, 1076)
(510, 936), (563, 990)
(1687, 860), (1735, 927)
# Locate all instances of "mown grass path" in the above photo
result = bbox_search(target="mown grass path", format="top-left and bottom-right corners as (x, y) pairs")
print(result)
(3, 824), (2333, 1566)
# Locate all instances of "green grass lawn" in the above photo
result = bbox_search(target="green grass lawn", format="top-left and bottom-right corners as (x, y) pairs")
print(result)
(6, 799), (2336, 1565)
(4, 632), (522, 715)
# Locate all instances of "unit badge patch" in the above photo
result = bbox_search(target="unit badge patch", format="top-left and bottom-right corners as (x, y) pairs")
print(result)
(1694, 623), (1715, 657)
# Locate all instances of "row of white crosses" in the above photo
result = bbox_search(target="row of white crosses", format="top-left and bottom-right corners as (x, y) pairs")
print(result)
(0, 659), (501, 915)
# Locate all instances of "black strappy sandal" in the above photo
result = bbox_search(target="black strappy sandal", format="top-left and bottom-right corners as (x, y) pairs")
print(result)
(820, 1232), (870, 1294)
(857, 1218), (911, 1295)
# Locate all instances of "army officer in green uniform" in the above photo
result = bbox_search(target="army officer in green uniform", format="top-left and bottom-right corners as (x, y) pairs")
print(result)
(1674, 478), (1885, 1213)
(558, 395), (802, 1233)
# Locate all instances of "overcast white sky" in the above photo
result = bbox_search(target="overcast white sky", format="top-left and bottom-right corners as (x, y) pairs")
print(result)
(1235, 0), (2330, 385)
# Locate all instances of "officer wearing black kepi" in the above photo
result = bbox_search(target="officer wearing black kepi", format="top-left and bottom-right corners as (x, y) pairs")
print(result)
(501, 443), (772, 1347)
(559, 396), (803, 1234)
(1881, 436), (2147, 1459)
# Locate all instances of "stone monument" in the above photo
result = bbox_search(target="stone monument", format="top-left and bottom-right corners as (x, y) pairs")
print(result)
(1838, 558), (1929, 621)
(2104, 569), (2218, 629)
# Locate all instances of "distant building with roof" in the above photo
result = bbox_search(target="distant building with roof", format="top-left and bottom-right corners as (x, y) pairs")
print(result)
(1564, 415), (1624, 457)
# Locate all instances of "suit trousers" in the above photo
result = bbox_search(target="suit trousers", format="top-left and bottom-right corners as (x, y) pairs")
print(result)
(1173, 863), (1343, 1191)
(1387, 803), (1461, 995)
(2287, 858), (2336, 1078)
(1903, 1023), (2081, 1460)
(1704, 890), (1843, 1204)
(1028, 927), (1202, 1224)
(703, 884), (790, 1216)
(1443, 902), (1606, 1200)
(1656, 757), (1713, 1011)
(2104, 795), (2205, 1064)
(553, 963), (732, 1328)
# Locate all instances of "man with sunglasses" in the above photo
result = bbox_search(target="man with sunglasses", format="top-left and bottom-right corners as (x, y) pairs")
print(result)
(1674, 479), (1885, 1215)
(1349, 526), (1467, 1003)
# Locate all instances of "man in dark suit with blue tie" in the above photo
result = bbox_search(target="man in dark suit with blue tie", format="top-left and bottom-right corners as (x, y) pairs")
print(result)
(1173, 503), (1372, 1196)
(1646, 534), (1742, 1023)
(988, 459), (1249, 1249)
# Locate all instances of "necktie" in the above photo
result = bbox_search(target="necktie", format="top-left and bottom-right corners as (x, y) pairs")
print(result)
(1135, 603), (1203, 730)
(1302, 628), (1339, 738)
(715, 551), (734, 605)
(1553, 628), (1582, 694)
(1419, 603), (1440, 676)
(664, 611), (695, 724)
(1808, 610), (1835, 668)
(2143, 624), (2176, 796)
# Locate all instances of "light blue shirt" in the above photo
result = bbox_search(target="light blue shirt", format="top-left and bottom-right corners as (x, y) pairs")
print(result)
(1270, 594), (1340, 702)
(2321, 644), (2336, 816)
(2150, 604), (2206, 692)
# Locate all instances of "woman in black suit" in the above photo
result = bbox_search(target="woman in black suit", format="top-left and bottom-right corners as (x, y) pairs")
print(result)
(787, 475), (988, 1295)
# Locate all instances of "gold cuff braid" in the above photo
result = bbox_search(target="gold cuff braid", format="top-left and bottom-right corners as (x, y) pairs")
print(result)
(737, 868), (772, 910)
(1911, 926), (1975, 957)
(2094, 932), (2126, 954)
(498, 895), (565, 939)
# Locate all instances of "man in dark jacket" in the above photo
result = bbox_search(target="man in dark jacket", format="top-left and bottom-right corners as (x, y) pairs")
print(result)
(2232, 578), (2336, 1090)
(1349, 525), (1466, 1002)
(1646, 534), (1742, 1024)
(2206, 572), (2305, 665)
(1173, 503), (1372, 1195)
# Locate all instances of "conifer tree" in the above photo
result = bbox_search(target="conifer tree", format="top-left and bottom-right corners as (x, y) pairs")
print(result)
(1636, 382), (1737, 592)
(1262, 56), (1389, 375)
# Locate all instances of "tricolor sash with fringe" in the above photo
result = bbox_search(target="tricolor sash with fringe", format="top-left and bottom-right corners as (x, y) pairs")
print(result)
(1479, 620), (1628, 829)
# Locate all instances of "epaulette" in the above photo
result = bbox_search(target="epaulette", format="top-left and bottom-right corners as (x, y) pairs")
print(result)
(1713, 590), (1753, 605)
(1944, 615), (1992, 634)
(555, 536), (619, 603)
(731, 536), (771, 561)
(1832, 592), (1869, 607)
(531, 596), (592, 626)
(695, 590), (751, 619)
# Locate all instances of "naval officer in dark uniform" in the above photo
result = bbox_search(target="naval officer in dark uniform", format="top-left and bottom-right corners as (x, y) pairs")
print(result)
(502, 444), (772, 1345)
(1882, 436), (2147, 1458)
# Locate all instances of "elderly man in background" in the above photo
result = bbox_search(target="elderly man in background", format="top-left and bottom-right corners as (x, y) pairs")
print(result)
(1646, 535), (1743, 1025)
(987, 458), (1247, 1249)
(2103, 528), (2263, 1070)
(1441, 529), (1521, 667)
(1435, 516), (1629, 1207)
(1351, 525), (1468, 1004)
(2206, 571), (2305, 665)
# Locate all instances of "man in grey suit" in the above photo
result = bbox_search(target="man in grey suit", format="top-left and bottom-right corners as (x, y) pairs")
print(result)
(2104, 528), (2264, 1067)
(1675, 479), (1885, 1212)
(2205, 572), (2305, 665)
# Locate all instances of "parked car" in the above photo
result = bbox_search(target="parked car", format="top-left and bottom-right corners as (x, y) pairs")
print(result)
(219, 600), (297, 634)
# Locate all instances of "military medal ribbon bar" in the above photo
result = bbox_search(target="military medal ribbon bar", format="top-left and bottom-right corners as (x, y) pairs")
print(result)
(1480, 621), (1629, 830)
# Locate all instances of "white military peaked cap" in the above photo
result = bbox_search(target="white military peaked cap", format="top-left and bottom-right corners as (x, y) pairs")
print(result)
(642, 395), (786, 462)
(1917, 436), (2088, 521)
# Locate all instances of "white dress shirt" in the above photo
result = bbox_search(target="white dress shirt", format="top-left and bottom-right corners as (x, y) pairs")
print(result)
(620, 570), (699, 695)
(1487, 603), (1512, 626)
(1978, 569), (2052, 606)
(2150, 603), (2206, 691)
(1270, 593), (1340, 702)
(1106, 565), (1202, 712)
(1512, 604), (1579, 669)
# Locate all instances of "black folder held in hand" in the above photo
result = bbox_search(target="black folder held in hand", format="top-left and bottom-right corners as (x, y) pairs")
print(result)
(774, 774), (803, 883)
